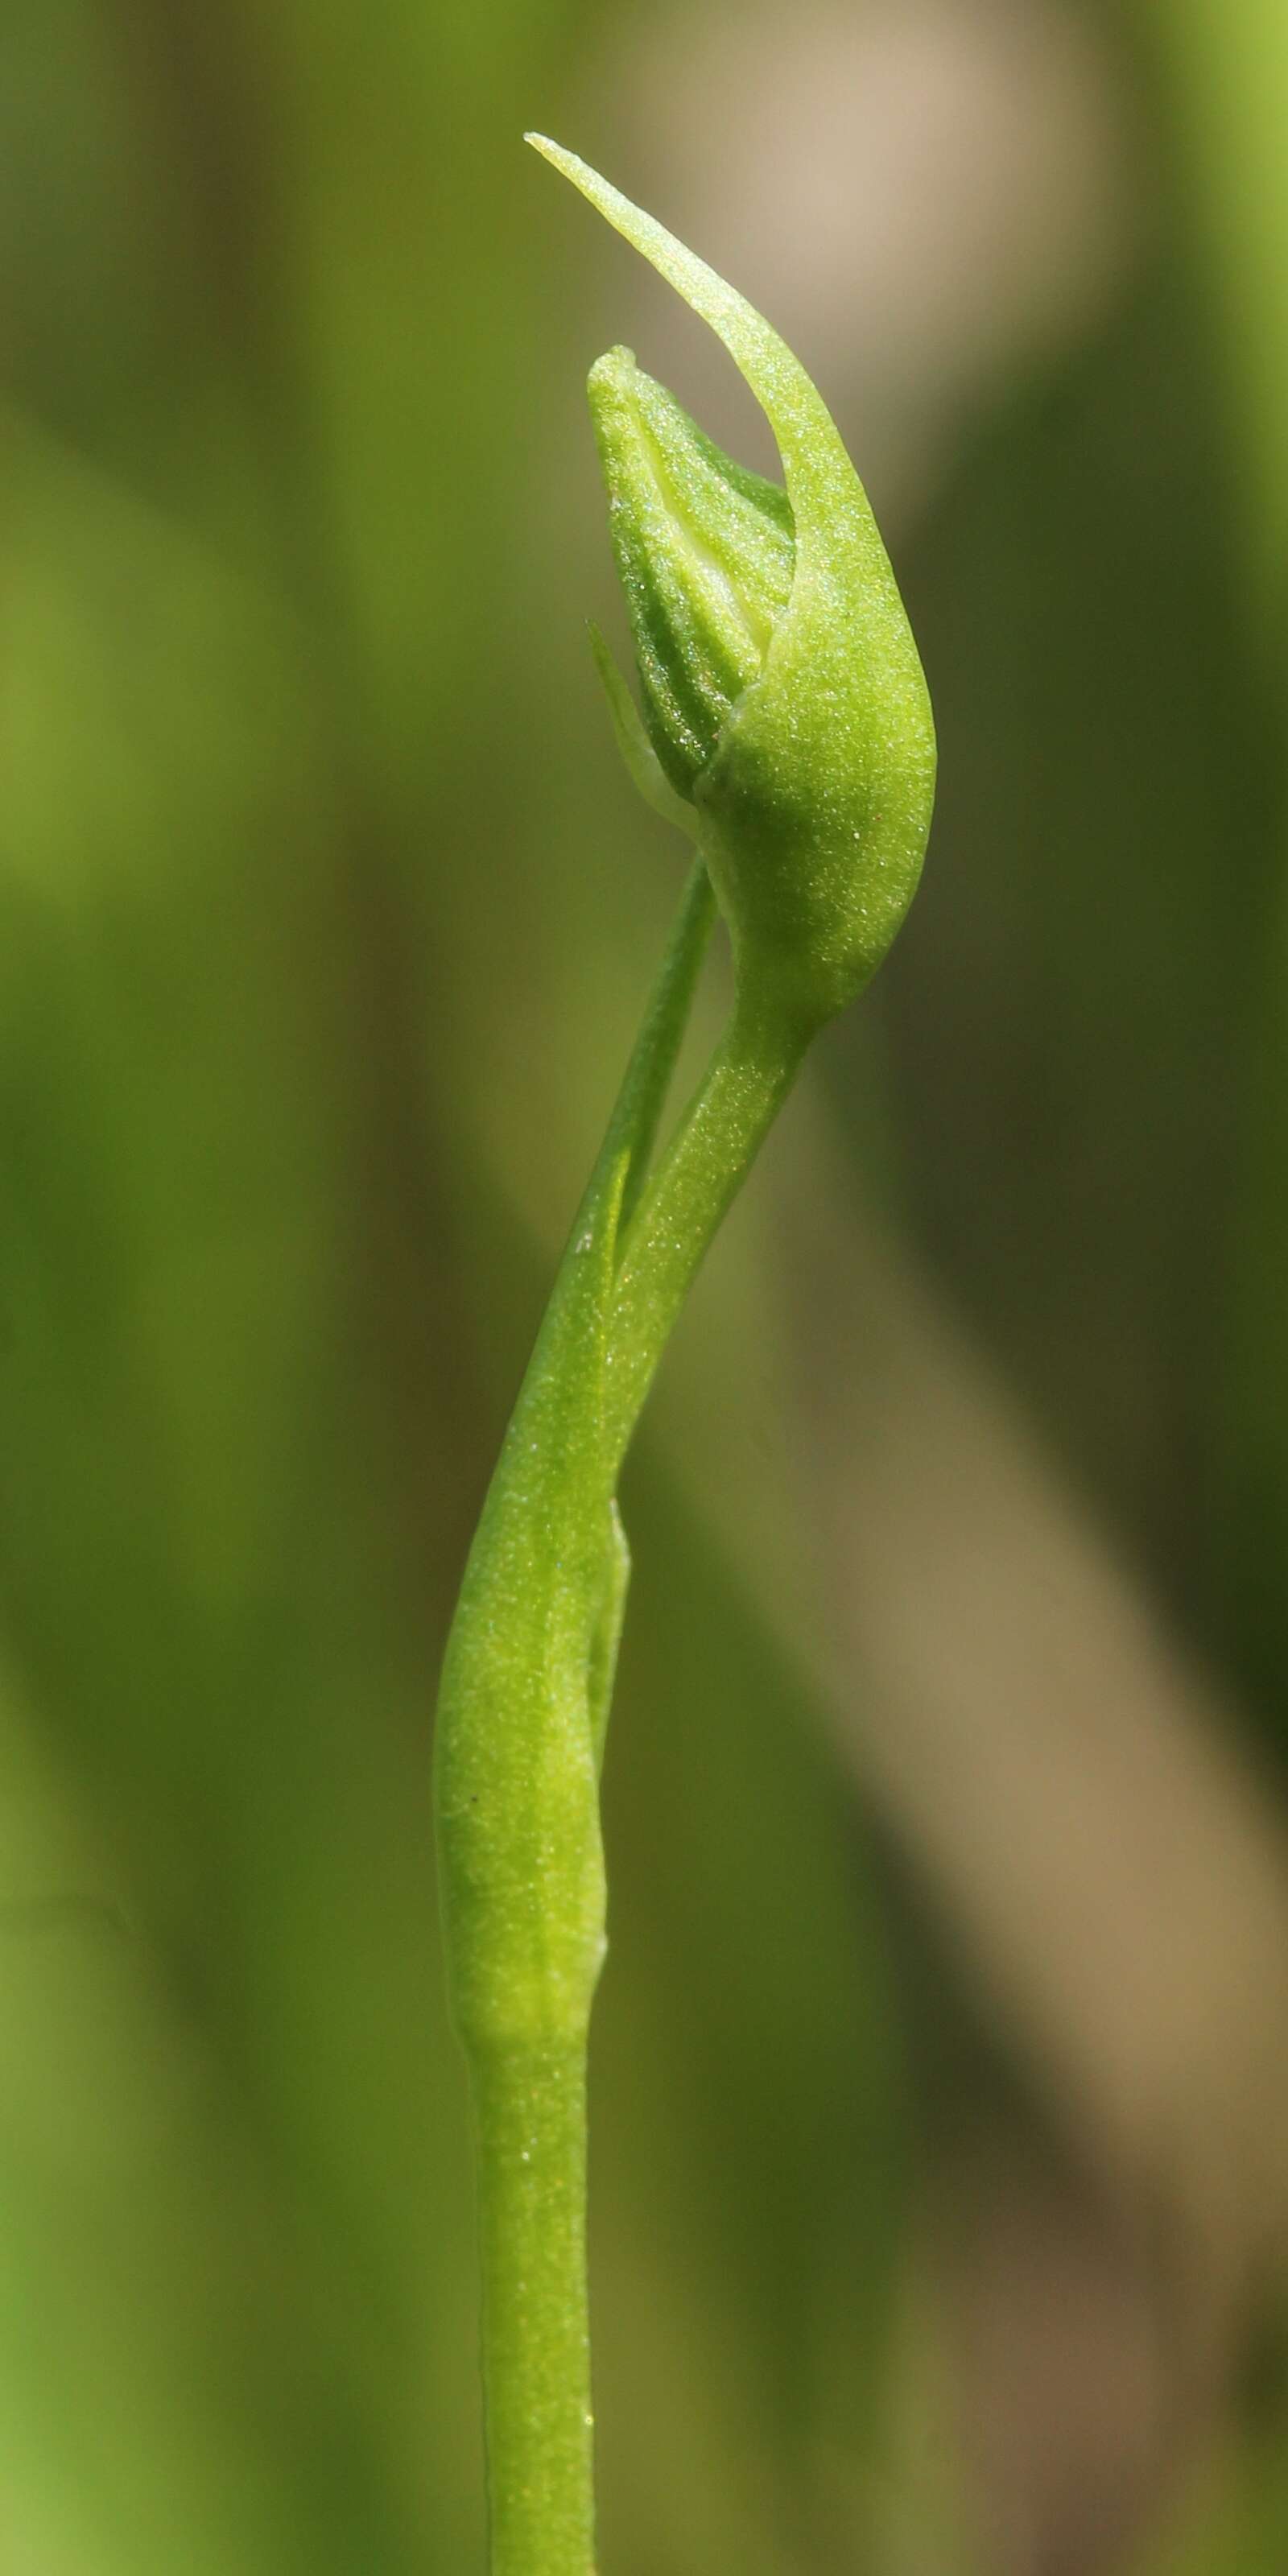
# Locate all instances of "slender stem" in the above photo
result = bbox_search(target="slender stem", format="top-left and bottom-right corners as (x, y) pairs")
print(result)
(445, 886), (807, 2576)
(472, 2042), (594, 2576)
(605, 980), (812, 1469)
(442, 858), (714, 2576)
(599, 857), (715, 1232)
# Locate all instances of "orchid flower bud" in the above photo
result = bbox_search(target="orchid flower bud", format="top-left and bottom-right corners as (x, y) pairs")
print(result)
(531, 136), (936, 1036)
(588, 348), (794, 800)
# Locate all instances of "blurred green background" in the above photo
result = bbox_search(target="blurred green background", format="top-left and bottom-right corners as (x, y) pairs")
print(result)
(3, 2), (1288, 2569)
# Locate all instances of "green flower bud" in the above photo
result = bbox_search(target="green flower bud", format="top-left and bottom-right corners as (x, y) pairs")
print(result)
(531, 134), (937, 1036)
(588, 347), (794, 800)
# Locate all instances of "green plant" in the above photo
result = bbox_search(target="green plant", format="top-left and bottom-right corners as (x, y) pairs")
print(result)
(434, 138), (936, 2576)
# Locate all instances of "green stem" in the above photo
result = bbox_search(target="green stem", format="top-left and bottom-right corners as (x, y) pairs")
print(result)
(445, 888), (807, 2576)
(472, 2041), (594, 2576)
(605, 980), (812, 1468)
(443, 857), (715, 2576)
(589, 857), (716, 1236)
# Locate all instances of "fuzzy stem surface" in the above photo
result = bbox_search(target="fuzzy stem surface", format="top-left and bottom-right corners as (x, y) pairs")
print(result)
(605, 980), (812, 1469)
(443, 859), (716, 2576)
(472, 2041), (594, 2576)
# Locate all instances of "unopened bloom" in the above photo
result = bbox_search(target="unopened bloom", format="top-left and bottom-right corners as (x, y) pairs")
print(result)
(588, 348), (795, 800)
(532, 135), (937, 1037)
